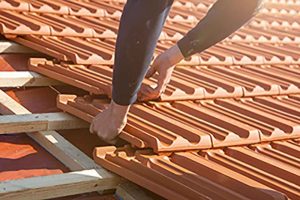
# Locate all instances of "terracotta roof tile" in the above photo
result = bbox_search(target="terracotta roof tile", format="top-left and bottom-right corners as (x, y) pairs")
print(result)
(29, 58), (113, 95)
(29, 58), (300, 100)
(57, 95), (213, 152)
(1, 0), (300, 199)
(10, 33), (299, 65)
(8, 32), (300, 64)
(0, 0), (29, 11)
(0, 0), (299, 65)
(57, 94), (300, 152)
(0, 0), (123, 16)
(13, 36), (115, 64)
(0, 10), (118, 37)
(93, 141), (299, 200)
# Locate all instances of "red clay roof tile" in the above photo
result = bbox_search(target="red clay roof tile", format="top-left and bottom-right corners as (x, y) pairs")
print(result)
(0, 0), (29, 11)
(0, 0), (298, 65)
(57, 95), (212, 152)
(11, 33), (300, 65)
(93, 141), (299, 200)
(29, 58), (300, 101)
(0, 0), (123, 16)
(1, 0), (300, 199)
(57, 94), (300, 151)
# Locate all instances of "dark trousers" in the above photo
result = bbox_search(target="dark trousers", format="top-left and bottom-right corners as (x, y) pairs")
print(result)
(112, 0), (174, 105)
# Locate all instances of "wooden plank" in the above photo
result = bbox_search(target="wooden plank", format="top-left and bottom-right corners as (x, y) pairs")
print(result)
(0, 40), (36, 54)
(0, 112), (89, 134)
(0, 89), (116, 173)
(0, 169), (120, 200)
(0, 71), (63, 87)
(0, 89), (122, 198)
(115, 182), (161, 200)
(0, 89), (29, 114)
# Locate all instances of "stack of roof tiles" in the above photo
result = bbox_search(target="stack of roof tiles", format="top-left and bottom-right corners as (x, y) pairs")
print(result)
(1, 0), (300, 199)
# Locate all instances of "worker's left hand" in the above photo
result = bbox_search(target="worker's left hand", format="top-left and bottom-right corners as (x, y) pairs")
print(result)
(138, 44), (184, 101)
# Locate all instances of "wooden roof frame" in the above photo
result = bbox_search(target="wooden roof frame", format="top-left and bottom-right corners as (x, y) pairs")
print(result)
(0, 69), (153, 199)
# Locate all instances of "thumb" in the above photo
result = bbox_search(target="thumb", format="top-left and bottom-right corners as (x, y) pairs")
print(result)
(146, 56), (161, 78)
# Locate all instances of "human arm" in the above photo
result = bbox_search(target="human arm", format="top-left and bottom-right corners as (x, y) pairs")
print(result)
(139, 0), (264, 101)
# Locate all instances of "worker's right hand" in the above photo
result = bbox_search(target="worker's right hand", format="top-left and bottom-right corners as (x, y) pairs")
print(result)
(89, 100), (130, 144)
(138, 44), (184, 101)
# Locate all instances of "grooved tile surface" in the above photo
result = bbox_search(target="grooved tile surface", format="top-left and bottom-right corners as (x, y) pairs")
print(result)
(13, 35), (300, 65)
(1, 1), (300, 199)
(0, 0), (299, 64)
(57, 94), (300, 152)
(30, 58), (300, 101)
(93, 141), (300, 200)
(0, 10), (119, 37)
(57, 95), (212, 152)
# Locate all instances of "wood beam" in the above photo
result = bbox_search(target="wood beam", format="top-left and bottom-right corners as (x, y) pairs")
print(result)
(0, 112), (89, 134)
(0, 71), (63, 87)
(115, 182), (159, 200)
(0, 89), (116, 173)
(0, 169), (120, 200)
(0, 40), (36, 54)
(0, 89), (122, 199)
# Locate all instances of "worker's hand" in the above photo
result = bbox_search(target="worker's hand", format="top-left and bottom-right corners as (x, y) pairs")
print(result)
(89, 100), (130, 144)
(138, 44), (184, 101)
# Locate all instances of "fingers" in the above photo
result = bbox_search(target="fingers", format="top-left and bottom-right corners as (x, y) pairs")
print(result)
(140, 52), (176, 101)
(145, 65), (157, 78)
(138, 85), (152, 101)
(89, 112), (103, 134)
(155, 66), (173, 94)
(140, 68), (172, 101)
(156, 72), (166, 92)
(89, 120), (94, 133)
(138, 85), (160, 101)
(146, 55), (160, 78)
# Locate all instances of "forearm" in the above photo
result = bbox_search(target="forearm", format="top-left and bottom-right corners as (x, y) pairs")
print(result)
(177, 0), (264, 58)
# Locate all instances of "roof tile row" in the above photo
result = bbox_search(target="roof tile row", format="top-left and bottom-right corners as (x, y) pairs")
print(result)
(0, 0), (298, 69)
(1, 1), (298, 44)
(0, 10), (119, 38)
(165, 21), (300, 42)
(1, 0), (299, 199)
(57, 94), (300, 152)
(93, 140), (300, 200)
(29, 58), (300, 101)
(179, 0), (300, 11)
(0, 0), (123, 17)
(13, 35), (300, 65)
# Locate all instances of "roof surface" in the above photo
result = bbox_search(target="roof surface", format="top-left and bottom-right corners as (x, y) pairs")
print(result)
(0, 0), (299, 199)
